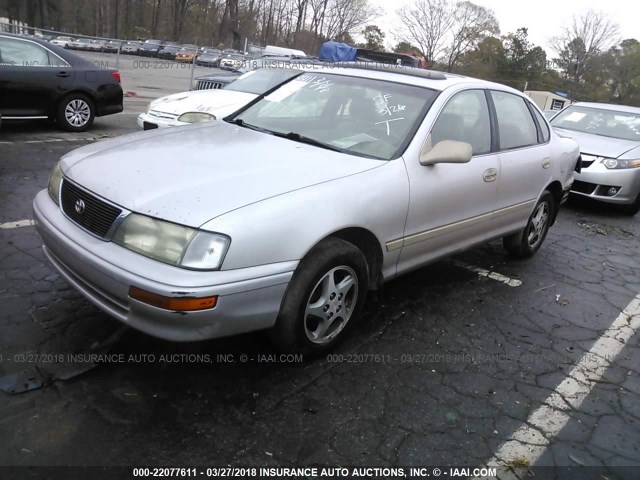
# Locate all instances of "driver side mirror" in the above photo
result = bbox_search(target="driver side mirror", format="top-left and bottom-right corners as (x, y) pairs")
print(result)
(420, 137), (473, 166)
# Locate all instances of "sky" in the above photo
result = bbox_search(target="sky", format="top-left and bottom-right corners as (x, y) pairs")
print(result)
(370, 0), (639, 55)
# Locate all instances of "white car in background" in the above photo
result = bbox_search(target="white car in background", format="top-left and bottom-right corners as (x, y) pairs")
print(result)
(137, 67), (305, 130)
(50, 36), (75, 48)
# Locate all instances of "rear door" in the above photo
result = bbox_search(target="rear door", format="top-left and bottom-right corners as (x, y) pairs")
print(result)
(0, 36), (74, 118)
(488, 90), (553, 236)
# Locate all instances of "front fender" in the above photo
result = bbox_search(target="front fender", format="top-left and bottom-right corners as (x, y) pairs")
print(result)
(201, 159), (410, 278)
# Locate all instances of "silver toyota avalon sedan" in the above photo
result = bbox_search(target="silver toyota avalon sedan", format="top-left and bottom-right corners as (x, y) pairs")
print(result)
(34, 65), (580, 354)
(550, 102), (640, 215)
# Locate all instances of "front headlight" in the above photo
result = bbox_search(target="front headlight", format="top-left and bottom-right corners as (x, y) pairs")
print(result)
(48, 163), (63, 204)
(602, 158), (640, 169)
(112, 214), (230, 270)
(178, 112), (216, 123)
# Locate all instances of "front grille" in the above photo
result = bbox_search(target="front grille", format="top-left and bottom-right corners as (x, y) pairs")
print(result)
(580, 154), (602, 169)
(196, 81), (224, 90)
(571, 180), (597, 195)
(61, 180), (122, 238)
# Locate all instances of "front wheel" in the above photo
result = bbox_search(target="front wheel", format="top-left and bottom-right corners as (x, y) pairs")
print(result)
(503, 191), (554, 258)
(620, 192), (640, 216)
(57, 94), (95, 132)
(269, 238), (369, 355)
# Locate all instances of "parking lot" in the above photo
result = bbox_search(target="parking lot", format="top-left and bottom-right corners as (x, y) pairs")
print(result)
(1, 51), (639, 478)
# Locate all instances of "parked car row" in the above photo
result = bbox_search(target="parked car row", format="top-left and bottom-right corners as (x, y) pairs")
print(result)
(36, 34), (248, 64)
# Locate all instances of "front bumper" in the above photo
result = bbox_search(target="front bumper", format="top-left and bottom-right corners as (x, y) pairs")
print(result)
(571, 163), (640, 205)
(33, 190), (295, 341)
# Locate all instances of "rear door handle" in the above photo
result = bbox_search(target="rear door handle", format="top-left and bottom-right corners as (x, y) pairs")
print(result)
(483, 168), (497, 182)
(56, 72), (70, 78)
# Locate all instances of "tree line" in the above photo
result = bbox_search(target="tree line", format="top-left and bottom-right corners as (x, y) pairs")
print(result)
(2, 0), (639, 106)
(0, 0), (379, 52)
(393, 1), (639, 107)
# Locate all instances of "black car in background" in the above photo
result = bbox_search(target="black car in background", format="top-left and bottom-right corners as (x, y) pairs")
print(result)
(195, 50), (223, 67)
(157, 45), (181, 60)
(0, 33), (123, 131)
(138, 42), (162, 57)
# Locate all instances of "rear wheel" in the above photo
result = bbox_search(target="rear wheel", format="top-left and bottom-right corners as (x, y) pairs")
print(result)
(503, 191), (554, 258)
(57, 93), (95, 132)
(269, 238), (369, 355)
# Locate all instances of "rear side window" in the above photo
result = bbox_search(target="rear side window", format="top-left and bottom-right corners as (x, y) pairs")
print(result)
(0, 37), (49, 66)
(0, 37), (67, 67)
(491, 90), (539, 150)
(430, 89), (491, 155)
(530, 105), (551, 143)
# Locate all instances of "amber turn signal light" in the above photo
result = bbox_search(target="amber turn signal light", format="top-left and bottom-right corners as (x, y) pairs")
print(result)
(129, 287), (217, 311)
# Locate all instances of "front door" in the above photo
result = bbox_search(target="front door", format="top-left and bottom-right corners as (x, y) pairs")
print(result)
(397, 89), (498, 274)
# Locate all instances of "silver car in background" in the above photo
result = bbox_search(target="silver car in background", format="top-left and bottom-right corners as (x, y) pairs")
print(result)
(550, 102), (640, 215)
(34, 65), (580, 354)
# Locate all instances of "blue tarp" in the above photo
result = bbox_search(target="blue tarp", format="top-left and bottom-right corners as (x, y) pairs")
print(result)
(318, 41), (357, 62)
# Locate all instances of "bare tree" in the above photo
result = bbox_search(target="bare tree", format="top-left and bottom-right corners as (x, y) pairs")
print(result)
(323, 0), (380, 40)
(395, 0), (453, 64)
(550, 10), (620, 85)
(444, 1), (498, 71)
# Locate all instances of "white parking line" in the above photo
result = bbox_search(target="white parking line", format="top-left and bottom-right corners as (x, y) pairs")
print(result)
(453, 260), (522, 287)
(0, 219), (34, 229)
(0, 137), (105, 145)
(476, 293), (640, 478)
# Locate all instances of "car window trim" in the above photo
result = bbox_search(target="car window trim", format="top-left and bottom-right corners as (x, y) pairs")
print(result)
(0, 34), (71, 68)
(525, 98), (551, 145)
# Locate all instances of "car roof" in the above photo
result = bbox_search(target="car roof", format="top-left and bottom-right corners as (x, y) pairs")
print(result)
(286, 63), (522, 94)
(571, 102), (640, 114)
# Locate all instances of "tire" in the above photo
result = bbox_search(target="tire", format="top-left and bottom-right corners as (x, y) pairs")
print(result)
(620, 192), (640, 216)
(503, 191), (554, 258)
(269, 238), (369, 355)
(57, 93), (95, 132)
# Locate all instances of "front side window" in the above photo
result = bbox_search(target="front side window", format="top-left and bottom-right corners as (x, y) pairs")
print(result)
(491, 90), (539, 150)
(430, 89), (491, 155)
(229, 73), (437, 160)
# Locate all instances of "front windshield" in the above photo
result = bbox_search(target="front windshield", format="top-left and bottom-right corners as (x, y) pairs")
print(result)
(551, 106), (640, 142)
(224, 68), (301, 95)
(229, 72), (436, 160)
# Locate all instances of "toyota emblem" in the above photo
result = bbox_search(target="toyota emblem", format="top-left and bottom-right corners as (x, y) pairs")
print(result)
(75, 199), (86, 214)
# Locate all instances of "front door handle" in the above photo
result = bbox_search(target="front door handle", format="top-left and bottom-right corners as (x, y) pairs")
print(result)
(57, 72), (70, 78)
(483, 168), (497, 182)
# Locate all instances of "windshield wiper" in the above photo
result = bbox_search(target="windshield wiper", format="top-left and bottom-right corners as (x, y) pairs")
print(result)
(226, 117), (272, 134)
(272, 131), (344, 153)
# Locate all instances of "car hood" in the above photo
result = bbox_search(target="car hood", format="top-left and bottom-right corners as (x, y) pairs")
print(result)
(553, 128), (639, 158)
(60, 122), (382, 228)
(149, 89), (255, 116)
